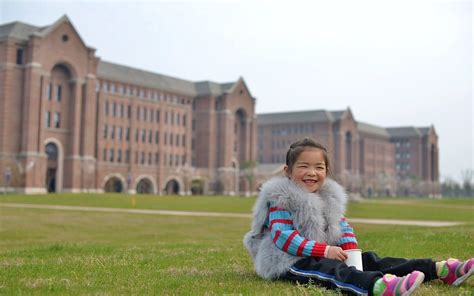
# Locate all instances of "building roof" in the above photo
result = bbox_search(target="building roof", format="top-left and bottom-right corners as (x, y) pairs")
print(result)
(97, 61), (200, 96)
(257, 110), (337, 125)
(357, 122), (390, 138)
(194, 81), (235, 96)
(0, 21), (44, 41)
(386, 127), (422, 138)
(0, 17), (238, 97)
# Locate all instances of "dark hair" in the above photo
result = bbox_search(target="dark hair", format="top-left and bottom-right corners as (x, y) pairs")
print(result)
(285, 137), (332, 176)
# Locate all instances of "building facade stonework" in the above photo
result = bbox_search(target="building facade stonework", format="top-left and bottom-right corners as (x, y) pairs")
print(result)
(0, 16), (439, 196)
(0, 16), (257, 195)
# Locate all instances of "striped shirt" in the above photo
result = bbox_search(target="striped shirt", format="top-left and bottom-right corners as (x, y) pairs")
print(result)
(266, 202), (358, 258)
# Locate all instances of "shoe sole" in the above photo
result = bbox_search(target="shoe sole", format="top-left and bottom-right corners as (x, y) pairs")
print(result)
(452, 267), (474, 286)
(403, 272), (425, 296)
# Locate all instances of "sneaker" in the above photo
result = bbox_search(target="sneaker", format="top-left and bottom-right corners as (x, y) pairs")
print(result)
(439, 258), (474, 286)
(373, 271), (425, 296)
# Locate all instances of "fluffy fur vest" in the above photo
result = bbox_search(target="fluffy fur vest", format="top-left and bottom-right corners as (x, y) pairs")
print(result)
(243, 176), (348, 280)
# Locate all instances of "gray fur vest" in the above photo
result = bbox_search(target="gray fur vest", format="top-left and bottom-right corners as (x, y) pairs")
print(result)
(243, 176), (348, 280)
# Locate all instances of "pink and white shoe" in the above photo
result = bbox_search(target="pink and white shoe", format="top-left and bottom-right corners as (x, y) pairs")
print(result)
(439, 258), (474, 286)
(375, 271), (425, 296)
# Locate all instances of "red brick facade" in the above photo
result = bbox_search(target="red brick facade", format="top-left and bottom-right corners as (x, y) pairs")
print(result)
(257, 109), (439, 196)
(0, 16), (257, 195)
(0, 16), (439, 196)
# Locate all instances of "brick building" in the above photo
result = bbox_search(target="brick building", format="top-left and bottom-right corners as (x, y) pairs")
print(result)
(0, 16), (257, 195)
(257, 109), (439, 196)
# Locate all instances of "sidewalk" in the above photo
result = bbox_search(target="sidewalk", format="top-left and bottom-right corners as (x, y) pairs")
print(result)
(0, 202), (463, 227)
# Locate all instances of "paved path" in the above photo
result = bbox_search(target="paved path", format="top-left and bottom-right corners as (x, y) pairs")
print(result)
(0, 203), (463, 227)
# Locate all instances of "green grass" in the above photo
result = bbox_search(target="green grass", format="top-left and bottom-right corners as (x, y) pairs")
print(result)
(0, 195), (473, 295)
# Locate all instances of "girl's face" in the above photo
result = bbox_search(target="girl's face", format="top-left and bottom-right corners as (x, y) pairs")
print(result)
(284, 148), (327, 193)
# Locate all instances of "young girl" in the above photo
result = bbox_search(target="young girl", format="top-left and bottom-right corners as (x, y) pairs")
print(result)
(243, 138), (473, 296)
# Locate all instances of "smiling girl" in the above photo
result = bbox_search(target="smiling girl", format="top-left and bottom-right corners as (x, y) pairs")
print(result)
(243, 138), (473, 296)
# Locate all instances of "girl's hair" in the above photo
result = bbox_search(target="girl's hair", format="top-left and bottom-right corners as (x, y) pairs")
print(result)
(285, 137), (332, 176)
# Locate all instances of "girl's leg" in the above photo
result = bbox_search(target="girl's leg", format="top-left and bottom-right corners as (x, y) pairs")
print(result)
(362, 251), (438, 282)
(281, 257), (383, 295)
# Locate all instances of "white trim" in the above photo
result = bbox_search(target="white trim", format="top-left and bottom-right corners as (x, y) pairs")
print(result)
(23, 187), (48, 194)
(61, 188), (83, 193)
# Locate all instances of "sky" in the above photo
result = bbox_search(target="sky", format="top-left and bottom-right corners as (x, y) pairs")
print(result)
(1, 0), (472, 182)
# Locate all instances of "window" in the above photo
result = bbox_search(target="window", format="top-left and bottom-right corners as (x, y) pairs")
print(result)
(111, 126), (115, 139)
(105, 101), (109, 116)
(126, 127), (130, 141)
(141, 152), (145, 164)
(148, 130), (152, 143)
(148, 152), (152, 165)
(155, 131), (159, 144)
(45, 111), (50, 128)
(156, 110), (160, 123)
(143, 107), (147, 121)
(103, 149), (107, 161)
(112, 102), (117, 117)
(136, 106), (140, 120)
(47, 83), (52, 100)
(54, 112), (60, 128)
(103, 124), (108, 138)
(117, 149), (122, 163)
(135, 128), (139, 142)
(125, 150), (130, 163)
(182, 135), (186, 147)
(183, 114), (187, 126)
(155, 152), (160, 164)
(127, 105), (131, 118)
(109, 149), (114, 162)
(176, 134), (179, 146)
(16, 48), (23, 65)
(141, 129), (146, 142)
(56, 85), (62, 102)
(120, 104), (124, 117)
(118, 127), (122, 140)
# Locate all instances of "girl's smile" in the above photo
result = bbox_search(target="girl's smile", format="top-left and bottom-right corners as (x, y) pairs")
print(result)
(284, 148), (327, 192)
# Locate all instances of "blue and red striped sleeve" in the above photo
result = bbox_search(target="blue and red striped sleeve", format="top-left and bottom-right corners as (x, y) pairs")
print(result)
(267, 203), (327, 258)
(337, 217), (358, 250)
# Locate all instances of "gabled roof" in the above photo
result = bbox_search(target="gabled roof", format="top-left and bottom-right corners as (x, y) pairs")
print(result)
(257, 110), (334, 125)
(0, 21), (43, 41)
(194, 80), (234, 96)
(330, 111), (345, 120)
(98, 60), (198, 96)
(386, 127), (422, 138)
(357, 122), (390, 138)
(0, 15), (89, 49)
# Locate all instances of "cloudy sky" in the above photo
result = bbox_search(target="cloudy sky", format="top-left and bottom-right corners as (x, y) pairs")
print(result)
(1, 0), (472, 182)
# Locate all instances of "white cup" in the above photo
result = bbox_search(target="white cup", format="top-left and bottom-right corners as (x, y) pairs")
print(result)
(344, 249), (363, 271)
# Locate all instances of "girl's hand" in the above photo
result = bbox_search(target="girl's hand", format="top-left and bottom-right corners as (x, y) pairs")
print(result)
(326, 246), (348, 261)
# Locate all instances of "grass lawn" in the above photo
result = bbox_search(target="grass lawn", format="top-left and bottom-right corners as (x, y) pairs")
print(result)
(0, 194), (473, 295)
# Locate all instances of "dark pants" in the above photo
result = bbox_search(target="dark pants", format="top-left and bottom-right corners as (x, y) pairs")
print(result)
(281, 251), (437, 295)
